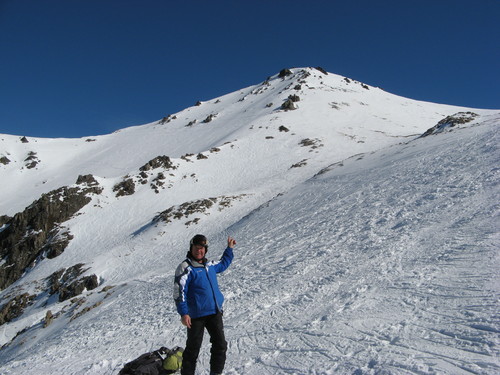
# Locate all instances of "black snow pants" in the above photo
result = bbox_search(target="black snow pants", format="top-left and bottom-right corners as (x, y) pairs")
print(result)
(181, 312), (227, 375)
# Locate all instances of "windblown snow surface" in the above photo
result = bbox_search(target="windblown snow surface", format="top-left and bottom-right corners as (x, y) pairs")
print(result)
(0, 68), (498, 374)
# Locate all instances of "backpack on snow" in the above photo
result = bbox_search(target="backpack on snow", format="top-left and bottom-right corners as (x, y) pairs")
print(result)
(118, 346), (184, 375)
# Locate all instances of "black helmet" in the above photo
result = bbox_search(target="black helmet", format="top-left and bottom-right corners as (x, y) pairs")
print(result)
(190, 234), (208, 250)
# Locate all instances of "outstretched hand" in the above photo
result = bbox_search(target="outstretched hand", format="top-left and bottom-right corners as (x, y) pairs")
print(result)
(228, 236), (236, 248)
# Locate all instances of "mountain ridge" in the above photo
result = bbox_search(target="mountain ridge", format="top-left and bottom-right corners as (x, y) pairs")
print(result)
(1, 67), (490, 215)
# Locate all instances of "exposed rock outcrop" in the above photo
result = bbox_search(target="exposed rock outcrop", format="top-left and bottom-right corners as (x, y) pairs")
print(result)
(24, 151), (40, 169)
(0, 215), (11, 227)
(314, 66), (328, 75)
(113, 178), (135, 197)
(48, 264), (99, 302)
(139, 156), (176, 172)
(291, 159), (308, 168)
(0, 263), (100, 328)
(299, 138), (324, 150)
(278, 68), (293, 78)
(203, 114), (216, 123)
(0, 293), (36, 325)
(153, 195), (247, 226)
(114, 156), (179, 197)
(421, 112), (479, 137)
(281, 99), (297, 111)
(0, 176), (103, 290)
(159, 115), (177, 124)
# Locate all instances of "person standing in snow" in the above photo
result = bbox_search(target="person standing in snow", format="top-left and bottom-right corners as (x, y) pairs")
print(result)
(173, 234), (236, 375)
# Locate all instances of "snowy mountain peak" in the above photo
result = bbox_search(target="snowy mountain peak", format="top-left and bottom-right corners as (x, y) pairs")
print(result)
(0, 68), (499, 374)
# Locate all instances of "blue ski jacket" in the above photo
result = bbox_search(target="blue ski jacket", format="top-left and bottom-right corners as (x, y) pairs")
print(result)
(173, 247), (233, 319)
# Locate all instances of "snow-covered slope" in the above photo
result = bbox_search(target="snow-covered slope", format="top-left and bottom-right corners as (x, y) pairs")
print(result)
(0, 68), (498, 374)
(0, 68), (481, 216)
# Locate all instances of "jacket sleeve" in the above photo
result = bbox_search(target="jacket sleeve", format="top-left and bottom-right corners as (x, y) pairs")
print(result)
(173, 261), (191, 316)
(211, 247), (234, 273)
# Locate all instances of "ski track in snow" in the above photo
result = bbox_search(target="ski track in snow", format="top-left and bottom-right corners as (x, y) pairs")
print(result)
(221, 123), (500, 375)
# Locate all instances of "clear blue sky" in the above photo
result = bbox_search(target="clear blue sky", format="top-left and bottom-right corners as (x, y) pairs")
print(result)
(1, 0), (499, 138)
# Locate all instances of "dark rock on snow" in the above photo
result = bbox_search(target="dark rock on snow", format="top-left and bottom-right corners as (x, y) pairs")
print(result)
(0, 176), (103, 290)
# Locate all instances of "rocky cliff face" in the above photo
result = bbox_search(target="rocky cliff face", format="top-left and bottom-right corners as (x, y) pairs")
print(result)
(0, 175), (102, 290)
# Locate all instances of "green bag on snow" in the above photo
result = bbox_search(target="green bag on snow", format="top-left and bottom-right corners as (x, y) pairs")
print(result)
(163, 346), (183, 372)
(118, 346), (183, 375)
